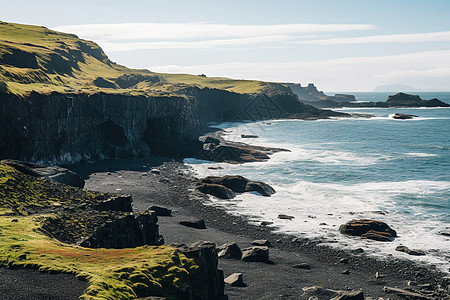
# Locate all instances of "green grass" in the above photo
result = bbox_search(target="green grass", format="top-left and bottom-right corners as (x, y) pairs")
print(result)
(0, 163), (206, 299)
(0, 21), (290, 97)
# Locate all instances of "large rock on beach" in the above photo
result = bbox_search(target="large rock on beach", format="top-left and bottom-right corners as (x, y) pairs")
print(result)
(224, 273), (246, 287)
(196, 183), (236, 199)
(1, 159), (85, 188)
(179, 219), (207, 229)
(198, 175), (275, 197)
(145, 205), (172, 216)
(217, 242), (242, 259)
(241, 246), (269, 262)
(339, 219), (397, 242)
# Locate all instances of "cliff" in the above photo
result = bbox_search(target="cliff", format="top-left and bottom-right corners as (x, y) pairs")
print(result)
(0, 21), (346, 164)
(287, 83), (355, 108)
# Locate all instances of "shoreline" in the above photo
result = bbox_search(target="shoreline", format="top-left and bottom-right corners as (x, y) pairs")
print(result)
(69, 156), (448, 299)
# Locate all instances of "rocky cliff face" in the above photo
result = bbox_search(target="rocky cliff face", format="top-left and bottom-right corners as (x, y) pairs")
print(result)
(0, 92), (201, 164)
(0, 87), (335, 164)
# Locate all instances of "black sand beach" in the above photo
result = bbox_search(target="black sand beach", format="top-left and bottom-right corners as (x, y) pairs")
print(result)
(66, 157), (446, 299)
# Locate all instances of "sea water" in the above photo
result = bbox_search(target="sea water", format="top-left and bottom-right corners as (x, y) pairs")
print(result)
(185, 92), (450, 273)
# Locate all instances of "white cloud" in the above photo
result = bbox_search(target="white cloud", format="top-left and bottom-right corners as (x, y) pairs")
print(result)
(295, 31), (450, 45)
(98, 35), (292, 51)
(148, 50), (450, 91)
(53, 22), (376, 41)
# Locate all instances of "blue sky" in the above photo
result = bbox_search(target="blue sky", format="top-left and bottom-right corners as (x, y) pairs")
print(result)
(2, 0), (450, 91)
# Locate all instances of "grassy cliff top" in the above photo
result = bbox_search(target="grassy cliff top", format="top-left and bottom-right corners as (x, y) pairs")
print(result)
(0, 21), (290, 97)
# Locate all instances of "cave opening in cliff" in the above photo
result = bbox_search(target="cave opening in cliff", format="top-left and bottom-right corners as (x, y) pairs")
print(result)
(98, 119), (127, 147)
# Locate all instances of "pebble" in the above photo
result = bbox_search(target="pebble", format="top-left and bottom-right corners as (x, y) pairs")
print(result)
(339, 258), (349, 264)
(341, 269), (350, 275)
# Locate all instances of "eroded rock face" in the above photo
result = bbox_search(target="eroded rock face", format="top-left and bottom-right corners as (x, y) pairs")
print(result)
(339, 219), (397, 242)
(1, 159), (85, 188)
(80, 212), (163, 248)
(175, 241), (225, 300)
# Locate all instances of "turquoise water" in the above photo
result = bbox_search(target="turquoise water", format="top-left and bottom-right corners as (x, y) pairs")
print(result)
(186, 92), (450, 271)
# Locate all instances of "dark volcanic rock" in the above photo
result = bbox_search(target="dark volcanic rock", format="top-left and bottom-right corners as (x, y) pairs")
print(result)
(245, 181), (275, 196)
(79, 212), (163, 248)
(179, 219), (207, 229)
(387, 92), (450, 107)
(196, 183), (236, 199)
(278, 214), (295, 220)
(145, 205), (172, 216)
(217, 242), (242, 259)
(198, 175), (275, 197)
(241, 134), (258, 138)
(339, 219), (397, 242)
(395, 245), (426, 256)
(241, 246), (269, 262)
(1, 159), (85, 188)
(93, 77), (116, 89)
(94, 195), (133, 212)
(175, 241), (225, 300)
(392, 113), (418, 119)
(252, 239), (271, 247)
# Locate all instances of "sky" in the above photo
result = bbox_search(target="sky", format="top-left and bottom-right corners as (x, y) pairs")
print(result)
(1, 0), (450, 92)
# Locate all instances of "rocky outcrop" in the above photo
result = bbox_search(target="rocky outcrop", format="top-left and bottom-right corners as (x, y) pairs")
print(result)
(198, 175), (275, 198)
(93, 194), (133, 212)
(339, 219), (397, 242)
(175, 241), (225, 300)
(386, 92), (450, 107)
(392, 113), (418, 119)
(1, 159), (85, 188)
(79, 212), (163, 248)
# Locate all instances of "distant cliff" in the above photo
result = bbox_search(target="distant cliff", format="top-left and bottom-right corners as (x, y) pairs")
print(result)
(311, 92), (450, 109)
(287, 83), (355, 108)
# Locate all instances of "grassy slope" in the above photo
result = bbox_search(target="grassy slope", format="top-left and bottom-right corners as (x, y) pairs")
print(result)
(0, 164), (200, 299)
(0, 21), (290, 97)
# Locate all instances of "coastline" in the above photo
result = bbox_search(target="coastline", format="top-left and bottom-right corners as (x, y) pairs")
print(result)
(69, 155), (447, 300)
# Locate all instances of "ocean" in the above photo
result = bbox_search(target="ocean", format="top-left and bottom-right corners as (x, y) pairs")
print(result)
(185, 92), (450, 273)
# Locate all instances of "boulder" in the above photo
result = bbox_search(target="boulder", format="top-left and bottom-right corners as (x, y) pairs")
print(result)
(392, 113), (418, 120)
(395, 245), (426, 256)
(241, 134), (258, 138)
(1, 159), (85, 188)
(145, 205), (172, 216)
(331, 290), (364, 300)
(198, 175), (275, 197)
(252, 239), (270, 247)
(217, 242), (242, 259)
(241, 246), (269, 262)
(200, 175), (249, 193)
(224, 273), (246, 287)
(278, 214), (295, 220)
(339, 219), (397, 242)
(196, 183), (235, 199)
(179, 219), (207, 229)
(245, 181), (275, 196)
(292, 262), (311, 270)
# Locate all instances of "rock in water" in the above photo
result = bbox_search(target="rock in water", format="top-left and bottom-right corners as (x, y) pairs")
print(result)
(241, 246), (269, 262)
(339, 219), (397, 242)
(1, 159), (85, 188)
(245, 181), (276, 196)
(278, 214), (295, 220)
(196, 183), (236, 199)
(395, 245), (426, 256)
(224, 273), (246, 287)
(198, 175), (275, 197)
(392, 113), (418, 119)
